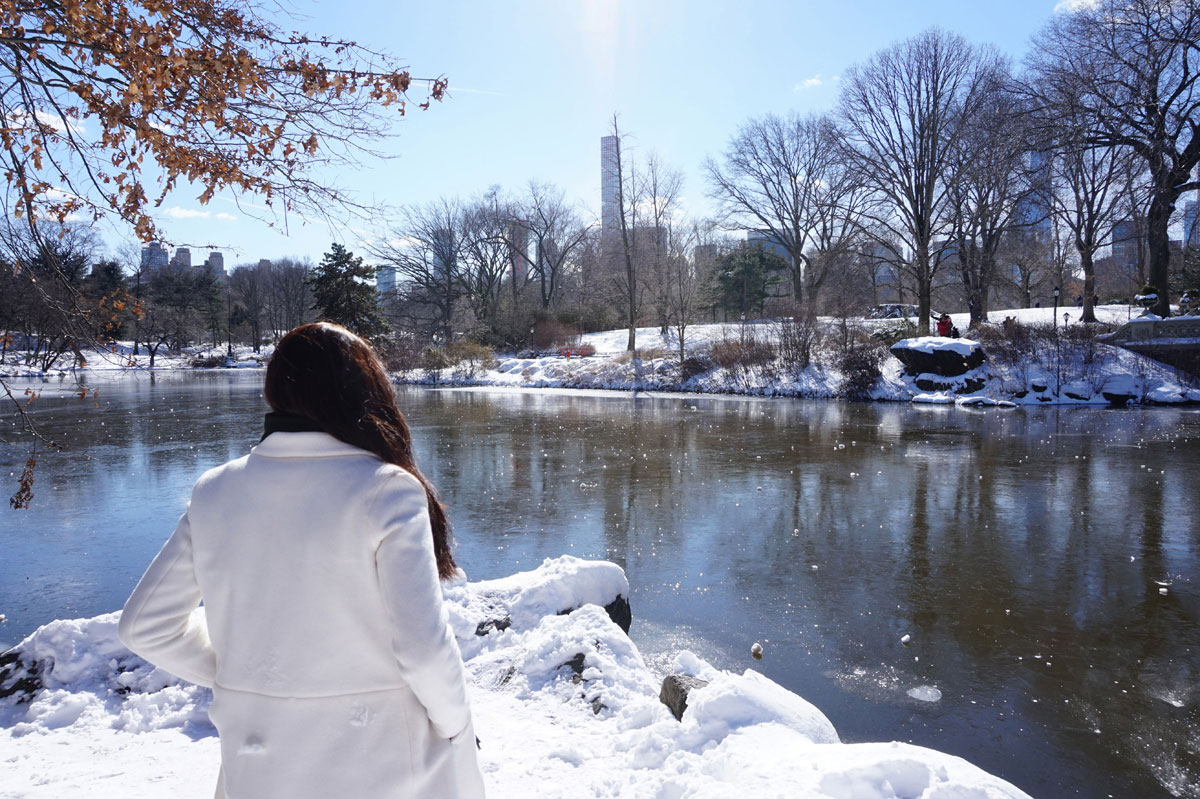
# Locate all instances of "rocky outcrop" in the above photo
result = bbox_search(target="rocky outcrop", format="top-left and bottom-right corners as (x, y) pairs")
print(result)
(890, 337), (986, 378)
(659, 674), (709, 721)
(0, 649), (41, 703)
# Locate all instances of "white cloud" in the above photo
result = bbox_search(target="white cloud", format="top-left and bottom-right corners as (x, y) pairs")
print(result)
(794, 74), (837, 93)
(4, 110), (85, 135)
(163, 207), (210, 220)
(1054, 0), (1098, 11)
(162, 206), (237, 222)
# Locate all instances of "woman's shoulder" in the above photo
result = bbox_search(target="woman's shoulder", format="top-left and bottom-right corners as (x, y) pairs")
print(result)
(369, 462), (424, 495)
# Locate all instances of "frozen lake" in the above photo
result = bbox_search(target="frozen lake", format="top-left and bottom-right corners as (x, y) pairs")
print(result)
(2, 371), (1198, 798)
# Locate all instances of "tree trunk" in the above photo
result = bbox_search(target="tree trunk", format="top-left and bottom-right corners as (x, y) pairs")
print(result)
(1079, 248), (1097, 324)
(915, 246), (932, 335)
(1146, 191), (1173, 317)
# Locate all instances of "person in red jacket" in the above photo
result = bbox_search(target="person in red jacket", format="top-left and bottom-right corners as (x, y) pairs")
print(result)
(936, 314), (953, 337)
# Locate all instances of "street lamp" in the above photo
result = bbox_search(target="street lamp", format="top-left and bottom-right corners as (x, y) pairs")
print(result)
(1053, 286), (1061, 330)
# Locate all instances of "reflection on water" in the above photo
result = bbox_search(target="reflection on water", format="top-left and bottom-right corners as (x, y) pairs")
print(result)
(2, 376), (1198, 798)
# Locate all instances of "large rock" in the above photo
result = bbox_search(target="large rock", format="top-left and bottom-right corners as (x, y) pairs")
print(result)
(0, 649), (41, 703)
(890, 337), (986, 377)
(660, 674), (709, 721)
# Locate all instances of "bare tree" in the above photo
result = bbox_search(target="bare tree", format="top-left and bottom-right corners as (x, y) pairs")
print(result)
(373, 199), (464, 342)
(459, 197), (513, 336)
(705, 113), (836, 305)
(606, 115), (647, 351)
(510, 182), (592, 310)
(228, 264), (266, 351)
(1045, 134), (1135, 322)
(262, 258), (314, 338)
(1026, 0), (1200, 317)
(641, 154), (686, 336)
(665, 222), (721, 361)
(943, 67), (1031, 327)
(0, 222), (99, 371)
(838, 28), (1005, 333)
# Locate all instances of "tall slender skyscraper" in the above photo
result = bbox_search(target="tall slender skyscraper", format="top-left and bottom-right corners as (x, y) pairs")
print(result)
(601, 135), (620, 234)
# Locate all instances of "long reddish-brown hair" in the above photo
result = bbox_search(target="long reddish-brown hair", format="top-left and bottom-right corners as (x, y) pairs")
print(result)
(265, 322), (457, 579)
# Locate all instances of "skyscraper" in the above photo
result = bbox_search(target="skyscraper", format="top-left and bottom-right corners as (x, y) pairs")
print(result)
(376, 266), (397, 295)
(601, 135), (620, 234)
(507, 221), (530, 282)
(204, 251), (226, 277)
(1015, 150), (1054, 238)
(1111, 219), (1144, 273)
(140, 242), (169, 272)
(1184, 200), (1199, 248)
(746, 230), (791, 265)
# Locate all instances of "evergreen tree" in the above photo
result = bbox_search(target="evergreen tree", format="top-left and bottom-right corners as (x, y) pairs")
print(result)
(308, 243), (389, 340)
(713, 243), (789, 318)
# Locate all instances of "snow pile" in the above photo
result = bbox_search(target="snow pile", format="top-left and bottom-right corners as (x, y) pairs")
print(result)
(891, 336), (981, 357)
(444, 555), (629, 637)
(2, 556), (1035, 798)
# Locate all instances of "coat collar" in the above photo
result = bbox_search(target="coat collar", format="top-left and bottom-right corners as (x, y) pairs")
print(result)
(252, 431), (380, 460)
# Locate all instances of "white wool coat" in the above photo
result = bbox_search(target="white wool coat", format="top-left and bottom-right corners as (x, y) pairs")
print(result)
(119, 431), (485, 799)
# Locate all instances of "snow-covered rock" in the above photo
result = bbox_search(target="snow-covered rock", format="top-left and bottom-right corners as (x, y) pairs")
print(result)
(890, 337), (987, 377)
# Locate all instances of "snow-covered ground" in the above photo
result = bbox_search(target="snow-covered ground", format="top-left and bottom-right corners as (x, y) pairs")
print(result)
(576, 305), (1141, 356)
(0, 557), (1031, 799)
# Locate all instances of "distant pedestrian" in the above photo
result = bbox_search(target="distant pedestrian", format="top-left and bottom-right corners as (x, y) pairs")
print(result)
(936, 314), (953, 337)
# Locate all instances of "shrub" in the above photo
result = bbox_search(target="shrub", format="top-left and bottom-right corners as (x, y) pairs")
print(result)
(869, 321), (917, 346)
(976, 321), (1118, 393)
(420, 346), (451, 372)
(838, 341), (887, 399)
(776, 314), (823, 372)
(447, 339), (495, 367)
(378, 335), (424, 372)
(446, 340), (495, 380)
(1181, 288), (1199, 315)
(708, 338), (777, 368)
(613, 347), (671, 364)
(678, 354), (713, 382)
(530, 316), (582, 350)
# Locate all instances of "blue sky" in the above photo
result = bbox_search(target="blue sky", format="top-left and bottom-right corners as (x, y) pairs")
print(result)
(144, 0), (1071, 268)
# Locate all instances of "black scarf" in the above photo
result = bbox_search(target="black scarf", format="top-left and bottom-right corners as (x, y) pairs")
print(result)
(261, 411), (325, 441)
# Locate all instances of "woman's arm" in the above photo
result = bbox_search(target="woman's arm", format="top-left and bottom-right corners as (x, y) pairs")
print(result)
(373, 472), (472, 740)
(118, 509), (217, 688)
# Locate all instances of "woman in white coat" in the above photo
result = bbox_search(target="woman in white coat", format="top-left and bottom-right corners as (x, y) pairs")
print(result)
(119, 322), (486, 799)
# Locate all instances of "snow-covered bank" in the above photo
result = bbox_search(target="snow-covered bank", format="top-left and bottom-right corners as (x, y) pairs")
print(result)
(8, 305), (1197, 409)
(0, 343), (269, 378)
(401, 320), (1200, 408)
(1, 556), (1031, 798)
